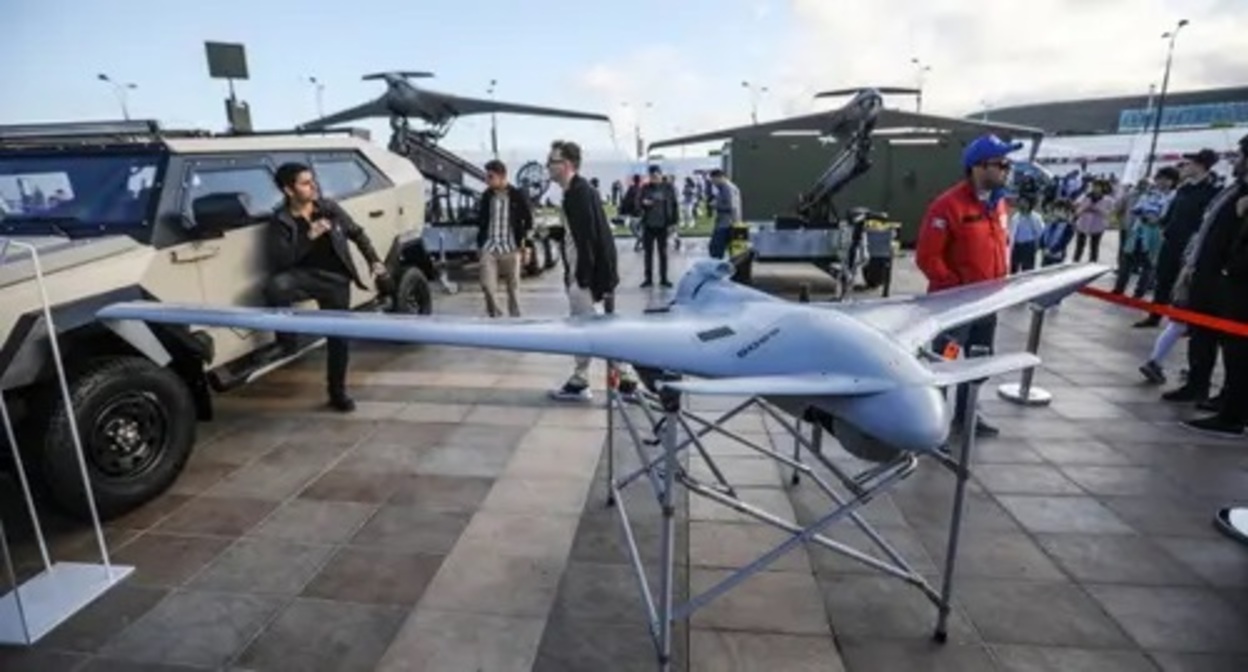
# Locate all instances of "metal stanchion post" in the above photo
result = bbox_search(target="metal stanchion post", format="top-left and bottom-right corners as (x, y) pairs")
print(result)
(997, 303), (1053, 406)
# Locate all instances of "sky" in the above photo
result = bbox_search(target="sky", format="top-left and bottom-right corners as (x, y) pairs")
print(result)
(3, 0), (1246, 163)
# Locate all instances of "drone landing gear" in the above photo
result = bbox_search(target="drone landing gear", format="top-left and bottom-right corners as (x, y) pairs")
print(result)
(599, 369), (989, 669)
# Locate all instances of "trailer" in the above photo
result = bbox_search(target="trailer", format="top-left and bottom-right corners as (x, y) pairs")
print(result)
(385, 130), (560, 281)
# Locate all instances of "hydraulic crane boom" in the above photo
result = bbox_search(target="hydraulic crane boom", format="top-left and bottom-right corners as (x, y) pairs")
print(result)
(795, 88), (884, 224)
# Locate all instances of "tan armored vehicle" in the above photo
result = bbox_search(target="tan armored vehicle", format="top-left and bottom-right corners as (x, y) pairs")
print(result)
(0, 120), (436, 520)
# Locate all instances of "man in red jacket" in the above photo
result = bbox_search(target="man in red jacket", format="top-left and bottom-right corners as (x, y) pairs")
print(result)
(916, 134), (1020, 437)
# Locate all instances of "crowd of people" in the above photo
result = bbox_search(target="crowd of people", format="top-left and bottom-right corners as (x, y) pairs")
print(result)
(924, 133), (1248, 438)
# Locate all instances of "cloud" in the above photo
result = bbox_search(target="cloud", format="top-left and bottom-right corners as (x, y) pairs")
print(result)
(557, 0), (1247, 157)
(570, 44), (749, 152)
(770, 0), (1248, 117)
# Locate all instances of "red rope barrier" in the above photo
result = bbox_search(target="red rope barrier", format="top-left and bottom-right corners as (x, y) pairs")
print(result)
(1077, 286), (1248, 338)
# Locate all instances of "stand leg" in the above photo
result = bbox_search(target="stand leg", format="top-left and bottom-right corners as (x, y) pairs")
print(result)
(998, 305), (1053, 406)
(607, 380), (616, 508)
(934, 380), (981, 643)
(605, 298), (617, 508)
(790, 419), (804, 486)
(657, 378), (680, 671)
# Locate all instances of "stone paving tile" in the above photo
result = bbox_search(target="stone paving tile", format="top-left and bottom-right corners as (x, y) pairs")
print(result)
(1035, 533), (1206, 586)
(838, 640), (999, 672)
(956, 579), (1134, 648)
(234, 597), (407, 672)
(98, 591), (283, 668)
(12, 244), (1248, 672)
(989, 644), (1161, 672)
(1087, 585), (1248, 654)
(689, 630), (846, 672)
(375, 608), (546, 672)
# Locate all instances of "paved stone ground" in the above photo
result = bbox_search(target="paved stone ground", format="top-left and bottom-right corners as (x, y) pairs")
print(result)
(2, 235), (1248, 672)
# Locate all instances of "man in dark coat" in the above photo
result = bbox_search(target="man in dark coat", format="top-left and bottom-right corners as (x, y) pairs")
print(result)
(1181, 135), (1248, 436)
(1135, 149), (1221, 327)
(544, 139), (637, 401)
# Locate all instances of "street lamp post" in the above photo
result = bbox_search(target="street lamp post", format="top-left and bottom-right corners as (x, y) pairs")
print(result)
(1144, 18), (1189, 177)
(621, 101), (653, 161)
(488, 79), (499, 159)
(97, 73), (137, 120)
(910, 57), (931, 113)
(307, 76), (325, 117)
(741, 81), (768, 125)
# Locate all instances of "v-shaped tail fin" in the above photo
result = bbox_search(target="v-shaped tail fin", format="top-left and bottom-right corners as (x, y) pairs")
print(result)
(923, 352), (1040, 387)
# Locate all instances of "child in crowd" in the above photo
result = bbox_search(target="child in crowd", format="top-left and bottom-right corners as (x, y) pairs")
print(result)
(1113, 167), (1179, 298)
(1038, 200), (1076, 266)
(1008, 196), (1045, 273)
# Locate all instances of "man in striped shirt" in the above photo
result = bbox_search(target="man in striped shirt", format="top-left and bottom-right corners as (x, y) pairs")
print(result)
(476, 159), (533, 317)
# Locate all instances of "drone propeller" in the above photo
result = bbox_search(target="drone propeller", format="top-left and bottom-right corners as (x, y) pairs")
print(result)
(363, 71), (436, 82)
(815, 86), (919, 98)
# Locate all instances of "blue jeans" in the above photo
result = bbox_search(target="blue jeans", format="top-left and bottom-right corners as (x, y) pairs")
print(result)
(708, 226), (731, 259)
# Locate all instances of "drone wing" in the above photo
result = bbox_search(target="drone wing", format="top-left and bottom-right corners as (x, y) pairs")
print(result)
(299, 95), (393, 129)
(831, 263), (1110, 352)
(430, 92), (610, 122)
(661, 373), (895, 397)
(96, 303), (725, 375)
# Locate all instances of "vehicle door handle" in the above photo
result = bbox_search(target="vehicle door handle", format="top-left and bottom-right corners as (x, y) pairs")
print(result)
(368, 209), (385, 218)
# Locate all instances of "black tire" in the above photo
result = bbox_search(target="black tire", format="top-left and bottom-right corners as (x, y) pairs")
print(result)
(393, 266), (433, 315)
(36, 356), (196, 521)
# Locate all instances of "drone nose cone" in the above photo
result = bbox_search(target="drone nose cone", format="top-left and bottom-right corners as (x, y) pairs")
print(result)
(832, 386), (950, 454)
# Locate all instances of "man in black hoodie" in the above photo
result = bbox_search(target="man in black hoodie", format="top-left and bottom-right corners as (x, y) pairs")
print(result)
(1176, 136), (1248, 435)
(1135, 150), (1221, 327)
(545, 140), (638, 401)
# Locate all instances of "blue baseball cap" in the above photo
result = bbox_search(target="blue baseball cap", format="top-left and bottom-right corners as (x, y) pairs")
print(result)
(962, 134), (1024, 170)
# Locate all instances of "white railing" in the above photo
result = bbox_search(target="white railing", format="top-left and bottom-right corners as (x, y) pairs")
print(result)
(0, 237), (133, 645)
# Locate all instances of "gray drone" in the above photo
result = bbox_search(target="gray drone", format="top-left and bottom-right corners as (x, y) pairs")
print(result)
(297, 71), (611, 141)
(97, 259), (1108, 462)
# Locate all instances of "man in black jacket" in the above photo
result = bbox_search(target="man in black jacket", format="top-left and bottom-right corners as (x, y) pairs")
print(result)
(544, 139), (637, 401)
(1135, 150), (1221, 327)
(265, 162), (388, 412)
(475, 159), (533, 317)
(1181, 135), (1248, 436)
(638, 165), (680, 288)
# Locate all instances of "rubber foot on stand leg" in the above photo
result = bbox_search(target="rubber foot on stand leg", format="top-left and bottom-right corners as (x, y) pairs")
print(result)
(932, 629), (948, 644)
(790, 474), (800, 486)
(605, 495), (616, 508)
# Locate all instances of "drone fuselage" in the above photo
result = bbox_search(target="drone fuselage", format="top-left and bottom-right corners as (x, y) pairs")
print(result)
(666, 267), (951, 459)
(384, 84), (454, 128)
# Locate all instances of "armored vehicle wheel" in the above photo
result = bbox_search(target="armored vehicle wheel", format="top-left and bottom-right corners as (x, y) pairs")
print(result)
(36, 356), (196, 521)
(394, 266), (433, 314)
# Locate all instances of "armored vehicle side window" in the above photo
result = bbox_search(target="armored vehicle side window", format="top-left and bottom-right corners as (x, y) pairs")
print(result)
(310, 156), (371, 200)
(184, 164), (282, 226)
